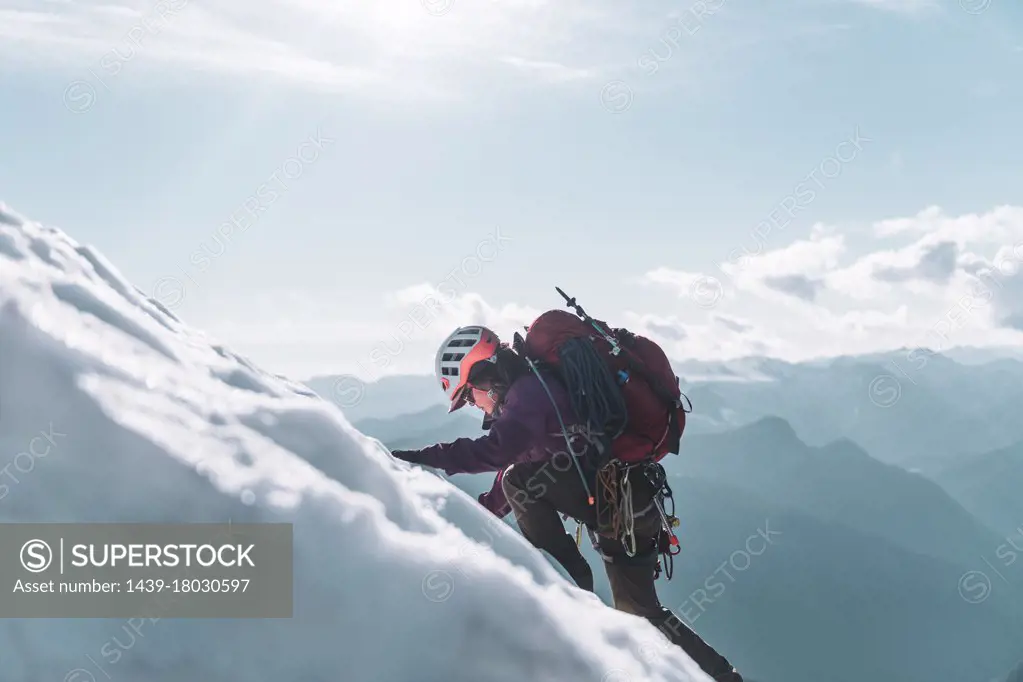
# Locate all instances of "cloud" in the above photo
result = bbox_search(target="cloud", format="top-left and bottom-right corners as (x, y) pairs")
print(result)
(341, 205), (1023, 376)
(959, 245), (1023, 333)
(498, 56), (596, 82)
(645, 320), (688, 341)
(813, 304), (912, 337)
(641, 267), (702, 292)
(873, 205), (1023, 243)
(836, 217), (1023, 341)
(712, 231), (845, 304)
(873, 206), (944, 236)
(1003, 312), (1023, 331)
(387, 284), (540, 338)
(713, 314), (752, 334)
(634, 206), (1023, 361)
(7, 0), (929, 102)
(873, 240), (959, 285)
(829, 208), (1023, 316)
(720, 231), (845, 281)
(643, 234), (846, 309)
(625, 310), (779, 361)
(829, 236), (967, 301)
(292, 285), (541, 378)
(640, 268), (724, 302)
(917, 241), (961, 283)
(0, 0), (618, 97)
(763, 274), (825, 301)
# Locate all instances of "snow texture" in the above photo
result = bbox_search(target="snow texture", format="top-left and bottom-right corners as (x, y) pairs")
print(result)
(0, 202), (706, 682)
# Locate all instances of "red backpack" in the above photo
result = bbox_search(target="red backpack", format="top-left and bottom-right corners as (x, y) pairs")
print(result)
(514, 288), (691, 465)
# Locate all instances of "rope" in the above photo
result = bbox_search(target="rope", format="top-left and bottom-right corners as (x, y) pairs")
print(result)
(598, 463), (620, 537)
(595, 460), (644, 557)
(558, 337), (628, 449)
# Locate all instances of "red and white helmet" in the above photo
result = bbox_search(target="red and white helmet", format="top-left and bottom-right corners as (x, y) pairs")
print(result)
(435, 326), (501, 412)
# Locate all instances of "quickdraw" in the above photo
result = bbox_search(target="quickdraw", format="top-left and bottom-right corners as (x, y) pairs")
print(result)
(644, 461), (681, 580)
(593, 459), (681, 571)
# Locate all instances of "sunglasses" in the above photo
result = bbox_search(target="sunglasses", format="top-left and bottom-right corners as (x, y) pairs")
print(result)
(462, 383), (493, 407)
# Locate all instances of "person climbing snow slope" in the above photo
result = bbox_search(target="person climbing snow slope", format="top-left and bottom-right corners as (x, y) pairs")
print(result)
(390, 317), (744, 682)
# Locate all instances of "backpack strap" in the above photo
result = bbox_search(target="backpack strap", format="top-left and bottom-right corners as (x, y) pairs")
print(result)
(523, 356), (597, 508)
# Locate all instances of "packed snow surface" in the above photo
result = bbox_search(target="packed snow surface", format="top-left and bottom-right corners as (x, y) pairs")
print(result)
(0, 202), (706, 682)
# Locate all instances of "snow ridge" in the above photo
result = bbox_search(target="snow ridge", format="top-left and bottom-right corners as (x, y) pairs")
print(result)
(0, 203), (705, 682)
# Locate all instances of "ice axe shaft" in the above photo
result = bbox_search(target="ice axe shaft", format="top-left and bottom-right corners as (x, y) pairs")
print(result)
(555, 286), (621, 355)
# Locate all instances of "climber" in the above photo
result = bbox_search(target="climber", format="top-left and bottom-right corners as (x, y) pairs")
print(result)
(390, 325), (744, 682)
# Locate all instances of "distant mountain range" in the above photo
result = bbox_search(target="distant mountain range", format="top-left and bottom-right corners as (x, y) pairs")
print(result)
(674, 349), (1023, 473)
(935, 440), (1023, 537)
(672, 416), (1004, 569)
(306, 346), (1023, 474)
(304, 373), (445, 425)
(355, 403), (484, 451)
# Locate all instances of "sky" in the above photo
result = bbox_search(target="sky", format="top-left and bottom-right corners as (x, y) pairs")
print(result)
(2, 0), (1022, 382)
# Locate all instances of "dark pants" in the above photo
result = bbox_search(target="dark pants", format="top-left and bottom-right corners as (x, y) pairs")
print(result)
(502, 459), (742, 682)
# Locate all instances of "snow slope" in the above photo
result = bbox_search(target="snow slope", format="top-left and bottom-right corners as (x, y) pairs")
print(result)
(0, 203), (707, 682)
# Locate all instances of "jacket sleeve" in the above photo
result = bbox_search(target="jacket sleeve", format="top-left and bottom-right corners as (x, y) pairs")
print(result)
(404, 413), (535, 475)
(400, 385), (543, 476)
(478, 469), (512, 518)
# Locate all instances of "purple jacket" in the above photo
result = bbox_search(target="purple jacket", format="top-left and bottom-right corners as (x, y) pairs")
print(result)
(402, 372), (595, 517)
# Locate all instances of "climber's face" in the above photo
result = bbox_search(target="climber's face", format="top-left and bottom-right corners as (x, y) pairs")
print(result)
(466, 383), (499, 416)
